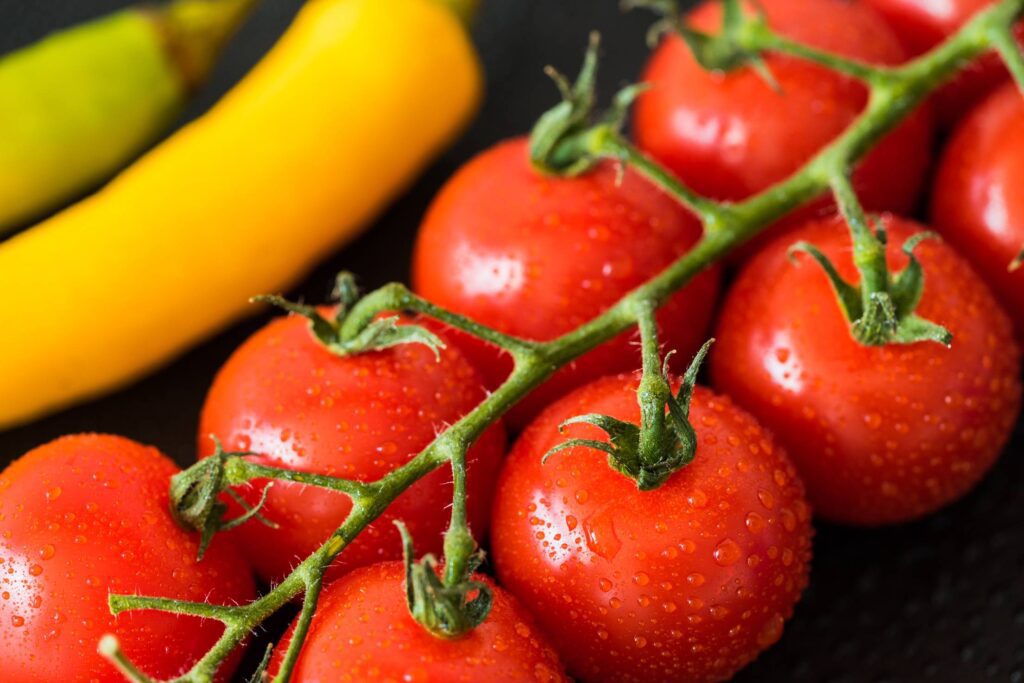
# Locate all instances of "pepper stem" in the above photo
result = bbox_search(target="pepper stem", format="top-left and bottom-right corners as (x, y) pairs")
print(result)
(156, 0), (257, 91)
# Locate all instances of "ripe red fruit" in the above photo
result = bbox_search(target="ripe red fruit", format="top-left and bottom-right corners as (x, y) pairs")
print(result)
(198, 311), (505, 585)
(932, 83), (1024, 337)
(412, 136), (720, 429)
(0, 434), (255, 682)
(712, 215), (1022, 525)
(268, 561), (569, 682)
(862, 0), (1024, 127)
(634, 0), (932, 251)
(491, 376), (812, 683)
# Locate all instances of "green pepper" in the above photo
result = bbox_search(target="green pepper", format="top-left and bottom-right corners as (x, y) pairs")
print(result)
(0, 0), (255, 232)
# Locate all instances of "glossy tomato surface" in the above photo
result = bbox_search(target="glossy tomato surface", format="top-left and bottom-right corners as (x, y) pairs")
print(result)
(412, 136), (719, 429)
(199, 312), (505, 585)
(932, 83), (1024, 336)
(862, 0), (1023, 127)
(268, 561), (568, 682)
(634, 0), (932, 251)
(491, 377), (812, 683)
(0, 434), (255, 682)
(712, 215), (1021, 525)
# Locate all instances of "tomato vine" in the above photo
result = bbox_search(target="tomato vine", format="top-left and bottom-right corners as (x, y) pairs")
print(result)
(100, 1), (1024, 681)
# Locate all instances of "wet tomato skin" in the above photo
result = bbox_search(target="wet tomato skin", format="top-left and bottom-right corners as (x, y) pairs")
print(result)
(199, 311), (506, 585)
(712, 215), (1022, 525)
(268, 561), (569, 682)
(412, 136), (720, 429)
(0, 434), (255, 683)
(491, 377), (812, 683)
(634, 0), (932, 253)
(932, 84), (1024, 337)
(862, 0), (1024, 127)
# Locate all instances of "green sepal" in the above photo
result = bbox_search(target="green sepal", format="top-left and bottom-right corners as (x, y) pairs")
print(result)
(254, 271), (444, 359)
(788, 241), (862, 322)
(789, 231), (952, 347)
(343, 315), (445, 360)
(529, 33), (646, 176)
(1010, 245), (1023, 272)
(169, 437), (277, 560)
(245, 644), (274, 683)
(542, 340), (713, 491)
(397, 522), (492, 639)
(627, 0), (779, 88)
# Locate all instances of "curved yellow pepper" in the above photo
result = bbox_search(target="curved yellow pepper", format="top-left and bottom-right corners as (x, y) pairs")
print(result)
(0, 0), (481, 428)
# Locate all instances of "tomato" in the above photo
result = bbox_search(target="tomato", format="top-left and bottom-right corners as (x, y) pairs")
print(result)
(932, 83), (1024, 337)
(0, 434), (255, 682)
(198, 311), (506, 585)
(634, 0), (933, 254)
(862, 0), (1024, 127)
(268, 561), (569, 682)
(412, 136), (720, 429)
(711, 215), (1022, 525)
(490, 376), (812, 683)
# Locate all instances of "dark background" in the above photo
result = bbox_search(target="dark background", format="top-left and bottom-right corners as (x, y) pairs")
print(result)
(1, 1), (1022, 681)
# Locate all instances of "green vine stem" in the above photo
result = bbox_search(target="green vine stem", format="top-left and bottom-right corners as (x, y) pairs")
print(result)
(101, 1), (1024, 681)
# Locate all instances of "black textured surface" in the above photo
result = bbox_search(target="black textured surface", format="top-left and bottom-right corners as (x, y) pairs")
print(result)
(1, 1), (1022, 681)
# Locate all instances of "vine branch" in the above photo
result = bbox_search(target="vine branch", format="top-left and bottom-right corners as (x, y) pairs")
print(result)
(101, 0), (1024, 680)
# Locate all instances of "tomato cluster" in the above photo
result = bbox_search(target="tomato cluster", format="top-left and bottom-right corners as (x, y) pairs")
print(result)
(1, 0), (1022, 681)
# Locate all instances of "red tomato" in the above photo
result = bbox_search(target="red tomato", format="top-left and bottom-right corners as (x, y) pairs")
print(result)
(712, 215), (1022, 525)
(491, 377), (812, 683)
(199, 311), (505, 585)
(0, 434), (255, 682)
(862, 0), (1024, 127)
(634, 0), (933, 253)
(932, 83), (1024, 337)
(268, 561), (569, 682)
(412, 136), (720, 429)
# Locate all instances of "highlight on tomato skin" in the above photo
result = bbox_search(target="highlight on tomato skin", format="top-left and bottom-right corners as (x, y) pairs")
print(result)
(267, 561), (570, 682)
(412, 136), (720, 430)
(633, 0), (934, 256)
(197, 310), (507, 587)
(491, 375), (812, 683)
(932, 83), (1024, 338)
(711, 215), (1022, 526)
(0, 434), (256, 683)
(861, 0), (1024, 127)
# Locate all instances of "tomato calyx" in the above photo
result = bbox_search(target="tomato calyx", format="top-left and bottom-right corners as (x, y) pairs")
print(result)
(790, 225), (952, 347)
(545, 300), (714, 490)
(787, 173), (952, 347)
(254, 272), (446, 359)
(1011, 245), (1023, 272)
(529, 32), (645, 176)
(628, 0), (779, 87)
(170, 437), (278, 559)
(396, 521), (493, 639)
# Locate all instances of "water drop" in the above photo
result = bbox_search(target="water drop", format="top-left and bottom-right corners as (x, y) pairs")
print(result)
(713, 538), (742, 566)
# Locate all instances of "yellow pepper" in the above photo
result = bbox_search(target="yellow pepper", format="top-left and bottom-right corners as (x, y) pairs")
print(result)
(0, 0), (482, 429)
(0, 0), (255, 232)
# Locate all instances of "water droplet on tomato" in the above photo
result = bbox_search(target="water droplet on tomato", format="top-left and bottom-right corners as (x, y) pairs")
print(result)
(582, 509), (621, 560)
(757, 613), (785, 647)
(745, 512), (766, 534)
(45, 487), (61, 502)
(713, 538), (742, 566)
(39, 545), (54, 561)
